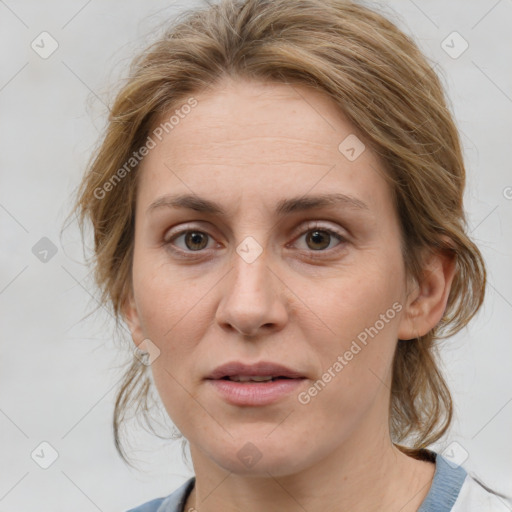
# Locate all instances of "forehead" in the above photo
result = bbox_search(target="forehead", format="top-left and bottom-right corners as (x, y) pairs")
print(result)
(136, 78), (391, 216)
(156, 78), (357, 157)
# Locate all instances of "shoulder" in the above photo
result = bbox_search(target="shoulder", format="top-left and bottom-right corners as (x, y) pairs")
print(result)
(126, 497), (165, 512)
(417, 450), (511, 512)
(452, 474), (511, 512)
(125, 477), (196, 512)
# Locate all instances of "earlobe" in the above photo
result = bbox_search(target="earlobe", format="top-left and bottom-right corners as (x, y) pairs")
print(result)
(397, 250), (457, 341)
(122, 292), (144, 346)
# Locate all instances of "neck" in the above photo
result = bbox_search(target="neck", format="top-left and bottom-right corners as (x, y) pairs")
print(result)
(184, 425), (435, 512)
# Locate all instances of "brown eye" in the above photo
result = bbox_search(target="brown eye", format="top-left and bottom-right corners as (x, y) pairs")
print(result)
(293, 224), (346, 253)
(305, 229), (333, 251)
(165, 229), (214, 253)
(183, 231), (209, 251)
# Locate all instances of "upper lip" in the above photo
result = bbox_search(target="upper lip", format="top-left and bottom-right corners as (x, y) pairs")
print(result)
(206, 361), (306, 380)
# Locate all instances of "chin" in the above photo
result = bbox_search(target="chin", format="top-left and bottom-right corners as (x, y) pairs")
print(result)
(215, 453), (304, 477)
(203, 434), (311, 477)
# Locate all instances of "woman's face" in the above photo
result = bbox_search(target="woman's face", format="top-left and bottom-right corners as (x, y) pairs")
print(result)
(125, 77), (413, 476)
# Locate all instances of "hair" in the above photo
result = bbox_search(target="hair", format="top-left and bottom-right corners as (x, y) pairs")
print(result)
(69, 0), (486, 465)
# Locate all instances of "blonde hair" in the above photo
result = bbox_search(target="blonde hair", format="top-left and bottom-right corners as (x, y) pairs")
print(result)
(70, 0), (486, 464)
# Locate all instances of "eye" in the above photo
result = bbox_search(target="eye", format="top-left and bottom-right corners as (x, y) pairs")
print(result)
(163, 222), (347, 258)
(292, 223), (347, 253)
(164, 229), (216, 254)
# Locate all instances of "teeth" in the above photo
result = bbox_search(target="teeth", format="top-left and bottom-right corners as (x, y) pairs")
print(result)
(228, 375), (274, 382)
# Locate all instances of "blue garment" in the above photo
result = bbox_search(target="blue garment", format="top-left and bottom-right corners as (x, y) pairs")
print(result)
(417, 453), (466, 512)
(126, 450), (504, 512)
(127, 478), (194, 512)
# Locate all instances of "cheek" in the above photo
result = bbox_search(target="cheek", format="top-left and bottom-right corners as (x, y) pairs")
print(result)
(133, 274), (208, 432)
(298, 302), (401, 445)
(131, 245), (213, 340)
(299, 250), (404, 404)
(130, 250), (215, 396)
(300, 252), (404, 348)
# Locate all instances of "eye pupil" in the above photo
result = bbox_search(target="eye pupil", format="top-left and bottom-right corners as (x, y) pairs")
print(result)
(185, 231), (208, 251)
(306, 229), (330, 250)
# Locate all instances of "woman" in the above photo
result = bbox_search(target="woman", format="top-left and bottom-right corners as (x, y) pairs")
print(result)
(71, 0), (509, 510)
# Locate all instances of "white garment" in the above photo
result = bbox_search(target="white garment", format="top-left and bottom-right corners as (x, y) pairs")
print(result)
(452, 475), (511, 512)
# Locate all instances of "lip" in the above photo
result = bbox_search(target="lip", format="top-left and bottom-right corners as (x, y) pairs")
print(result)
(206, 361), (306, 380)
(205, 361), (306, 406)
(207, 379), (305, 406)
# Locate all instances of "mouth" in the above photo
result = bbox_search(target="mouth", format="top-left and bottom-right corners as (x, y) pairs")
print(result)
(205, 361), (306, 406)
(206, 361), (306, 381)
(219, 375), (298, 382)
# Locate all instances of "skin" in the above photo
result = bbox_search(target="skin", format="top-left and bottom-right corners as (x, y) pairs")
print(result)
(124, 77), (456, 512)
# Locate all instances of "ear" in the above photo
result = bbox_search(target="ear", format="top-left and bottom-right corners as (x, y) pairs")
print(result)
(397, 249), (456, 340)
(122, 290), (145, 347)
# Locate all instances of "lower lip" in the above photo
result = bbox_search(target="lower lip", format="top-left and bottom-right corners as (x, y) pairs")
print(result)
(207, 378), (306, 406)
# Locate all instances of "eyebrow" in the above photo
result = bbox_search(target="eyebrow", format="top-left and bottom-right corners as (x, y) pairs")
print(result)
(146, 192), (369, 216)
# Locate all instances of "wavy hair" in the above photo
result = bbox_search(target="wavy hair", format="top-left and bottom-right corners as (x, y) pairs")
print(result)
(69, 0), (486, 464)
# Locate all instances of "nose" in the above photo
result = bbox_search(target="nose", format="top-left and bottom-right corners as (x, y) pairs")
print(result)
(215, 249), (289, 338)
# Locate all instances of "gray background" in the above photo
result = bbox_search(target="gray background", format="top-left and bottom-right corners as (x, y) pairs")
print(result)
(1, 0), (511, 510)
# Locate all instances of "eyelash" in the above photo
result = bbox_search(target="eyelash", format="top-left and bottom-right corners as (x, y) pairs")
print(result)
(163, 222), (348, 259)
